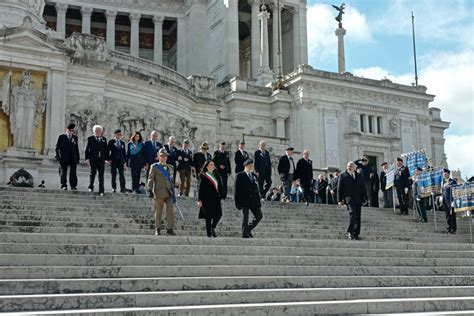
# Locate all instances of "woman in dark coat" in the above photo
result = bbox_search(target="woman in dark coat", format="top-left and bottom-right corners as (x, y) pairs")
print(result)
(197, 160), (224, 237)
(127, 131), (145, 194)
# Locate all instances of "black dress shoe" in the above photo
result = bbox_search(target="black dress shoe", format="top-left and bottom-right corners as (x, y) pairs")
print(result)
(354, 235), (361, 240)
(211, 228), (217, 238)
(61, 187), (67, 191)
(167, 229), (176, 236)
(71, 187), (77, 191)
(248, 231), (253, 238)
(154, 229), (160, 236)
(242, 233), (250, 238)
(347, 233), (354, 240)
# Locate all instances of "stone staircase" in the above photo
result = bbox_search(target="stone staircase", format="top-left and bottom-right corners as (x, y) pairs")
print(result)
(0, 186), (473, 315)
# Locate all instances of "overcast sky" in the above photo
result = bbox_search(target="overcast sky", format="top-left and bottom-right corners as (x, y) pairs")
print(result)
(306, 0), (474, 178)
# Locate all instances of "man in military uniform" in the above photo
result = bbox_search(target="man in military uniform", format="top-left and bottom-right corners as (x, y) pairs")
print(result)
(85, 125), (108, 196)
(294, 149), (314, 205)
(55, 123), (80, 191)
(412, 167), (428, 223)
(394, 157), (410, 215)
(441, 168), (457, 234)
(235, 159), (263, 238)
(254, 140), (272, 199)
(106, 129), (127, 193)
(147, 148), (176, 236)
(234, 140), (249, 174)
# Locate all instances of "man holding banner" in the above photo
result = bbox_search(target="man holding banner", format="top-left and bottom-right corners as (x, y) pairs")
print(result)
(147, 148), (176, 236)
(380, 162), (394, 208)
(412, 167), (428, 223)
(394, 157), (410, 215)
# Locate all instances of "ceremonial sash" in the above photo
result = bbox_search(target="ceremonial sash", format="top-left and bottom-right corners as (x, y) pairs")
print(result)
(203, 172), (219, 193)
(155, 164), (176, 204)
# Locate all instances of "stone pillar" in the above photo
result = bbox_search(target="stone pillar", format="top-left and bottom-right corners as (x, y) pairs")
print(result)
(45, 71), (66, 155)
(272, 2), (282, 76)
(275, 116), (286, 138)
(335, 26), (346, 73)
(129, 13), (141, 57)
(80, 7), (93, 34)
(153, 16), (164, 64)
(292, 9), (301, 67)
(256, 5), (273, 86)
(177, 16), (187, 74)
(105, 10), (117, 50)
(249, 0), (260, 79)
(299, 5), (308, 64)
(227, 0), (240, 77)
(55, 3), (68, 39)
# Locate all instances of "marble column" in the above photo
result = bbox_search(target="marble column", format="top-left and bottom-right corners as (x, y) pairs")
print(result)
(256, 5), (273, 86)
(177, 16), (187, 74)
(45, 71), (66, 155)
(292, 8), (301, 67)
(249, 0), (260, 79)
(272, 2), (282, 77)
(80, 7), (93, 34)
(275, 116), (286, 138)
(55, 3), (68, 39)
(153, 16), (164, 64)
(299, 5), (308, 64)
(105, 10), (116, 50)
(129, 13), (141, 57)
(227, 0), (240, 76)
(335, 26), (346, 73)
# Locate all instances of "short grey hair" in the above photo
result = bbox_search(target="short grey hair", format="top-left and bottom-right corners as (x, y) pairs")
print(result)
(169, 136), (176, 141)
(151, 130), (158, 136)
(92, 125), (103, 132)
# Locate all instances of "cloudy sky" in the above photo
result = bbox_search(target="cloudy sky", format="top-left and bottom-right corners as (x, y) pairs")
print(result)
(306, 0), (474, 178)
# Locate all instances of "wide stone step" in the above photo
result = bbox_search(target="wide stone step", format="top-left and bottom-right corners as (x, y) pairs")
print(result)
(1, 275), (473, 295)
(2, 254), (473, 267)
(1, 286), (472, 313)
(1, 265), (473, 279)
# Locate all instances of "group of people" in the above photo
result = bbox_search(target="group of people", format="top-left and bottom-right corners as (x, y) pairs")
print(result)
(55, 123), (461, 239)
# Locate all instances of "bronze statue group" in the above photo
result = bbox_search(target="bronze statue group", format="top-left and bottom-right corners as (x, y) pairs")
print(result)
(55, 124), (460, 239)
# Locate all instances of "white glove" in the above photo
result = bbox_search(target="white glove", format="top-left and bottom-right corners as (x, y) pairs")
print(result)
(404, 188), (408, 194)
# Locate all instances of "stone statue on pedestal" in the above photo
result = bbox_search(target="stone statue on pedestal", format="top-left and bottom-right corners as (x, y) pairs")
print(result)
(332, 3), (345, 27)
(2, 69), (45, 150)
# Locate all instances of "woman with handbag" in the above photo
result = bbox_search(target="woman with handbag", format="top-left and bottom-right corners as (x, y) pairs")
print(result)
(197, 160), (224, 237)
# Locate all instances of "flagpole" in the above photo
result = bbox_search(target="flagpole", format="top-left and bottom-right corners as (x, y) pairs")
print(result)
(411, 11), (419, 86)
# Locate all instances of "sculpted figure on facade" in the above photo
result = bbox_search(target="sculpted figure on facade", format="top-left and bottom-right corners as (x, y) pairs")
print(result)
(2, 69), (45, 149)
(389, 118), (399, 136)
(188, 76), (216, 99)
(348, 112), (358, 132)
(64, 33), (109, 62)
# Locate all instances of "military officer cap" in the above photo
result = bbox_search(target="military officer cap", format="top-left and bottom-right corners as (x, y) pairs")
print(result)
(286, 147), (294, 151)
(200, 142), (209, 149)
(243, 158), (254, 166)
(239, 140), (245, 145)
(220, 141), (226, 145)
(416, 167), (423, 171)
(114, 129), (122, 134)
(158, 148), (168, 156)
(381, 162), (388, 166)
(183, 139), (190, 144)
(396, 157), (403, 162)
(443, 168), (450, 174)
(66, 123), (76, 130)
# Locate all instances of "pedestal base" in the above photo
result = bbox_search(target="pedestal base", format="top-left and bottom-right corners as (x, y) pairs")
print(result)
(256, 70), (274, 87)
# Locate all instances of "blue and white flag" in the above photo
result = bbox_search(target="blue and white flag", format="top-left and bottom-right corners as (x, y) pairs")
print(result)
(452, 182), (474, 217)
(403, 150), (429, 177)
(417, 168), (444, 197)
(385, 164), (395, 190)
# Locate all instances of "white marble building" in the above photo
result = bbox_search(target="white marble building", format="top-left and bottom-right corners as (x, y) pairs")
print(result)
(0, 0), (449, 190)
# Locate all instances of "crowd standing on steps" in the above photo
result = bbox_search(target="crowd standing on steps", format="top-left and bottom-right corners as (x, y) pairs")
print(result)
(54, 123), (468, 239)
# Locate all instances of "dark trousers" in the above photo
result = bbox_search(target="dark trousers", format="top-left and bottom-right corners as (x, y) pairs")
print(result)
(131, 166), (142, 192)
(445, 205), (457, 232)
(111, 163), (126, 191)
(205, 215), (222, 236)
(316, 193), (326, 204)
(364, 181), (373, 206)
(301, 184), (313, 203)
(218, 171), (228, 199)
(383, 188), (394, 208)
(242, 207), (263, 235)
(89, 161), (105, 193)
(371, 190), (379, 208)
(415, 197), (427, 222)
(59, 162), (77, 189)
(346, 201), (362, 237)
(257, 173), (272, 198)
(396, 186), (409, 214)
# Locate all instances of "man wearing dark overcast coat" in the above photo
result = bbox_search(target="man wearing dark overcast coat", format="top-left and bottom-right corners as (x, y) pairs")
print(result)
(55, 123), (80, 190)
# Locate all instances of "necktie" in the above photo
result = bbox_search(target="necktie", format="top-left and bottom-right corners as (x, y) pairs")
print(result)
(96, 137), (100, 142)
(248, 172), (253, 182)
(116, 140), (120, 148)
(68, 135), (72, 142)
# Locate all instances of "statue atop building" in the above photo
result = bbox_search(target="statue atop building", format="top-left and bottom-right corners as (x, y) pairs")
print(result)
(332, 3), (345, 27)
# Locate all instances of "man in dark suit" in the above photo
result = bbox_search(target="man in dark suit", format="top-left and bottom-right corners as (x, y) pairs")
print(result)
(277, 147), (295, 198)
(441, 168), (457, 234)
(314, 174), (328, 204)
(213, 141), (232, 199)
(176, 139), (193, 196)
(234, 140), (249, 173)
(107, 129), (127, 193)
(163, 136), (178, 185)
(254, 140), (272, 199)
(85, 125), (108, 196)
(338, 161), (366, 240)
(380, 162), (394, 208)
(55, 123), (80, 190)
(394, 157), (410, 215)
(355, 157), (372, 207)
(370, 169), (380, 207)
(294, 149), (314, 205)
(144, 131), (163, 182)
(235, 158), (263, 238)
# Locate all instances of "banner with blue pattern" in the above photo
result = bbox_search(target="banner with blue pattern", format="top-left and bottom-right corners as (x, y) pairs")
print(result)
(402, 150), (429, 177)
(417, 168), (444, 198)
(452, 182), (474, 217)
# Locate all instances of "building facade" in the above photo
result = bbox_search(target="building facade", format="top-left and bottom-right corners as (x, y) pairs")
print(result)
(0, 0), (449, 189)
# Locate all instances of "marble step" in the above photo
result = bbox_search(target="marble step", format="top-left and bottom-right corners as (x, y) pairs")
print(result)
(2, 254), (473, 267)
(11, 297), (474, 315)
(1, 242), (473, 258)
(2, 232), (472, 250)
(1, 286), (473, 313)
(1, 275), (473, 295)
(1, 265), (474, 279)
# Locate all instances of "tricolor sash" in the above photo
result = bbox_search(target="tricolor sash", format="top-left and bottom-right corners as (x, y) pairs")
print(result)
(155, 163), (176, 204)
(203, 172), (219, 193)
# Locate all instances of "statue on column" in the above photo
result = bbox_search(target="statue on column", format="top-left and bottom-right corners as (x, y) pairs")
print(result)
(332, 3), (345, 27)
(2, 69), (46, 149)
